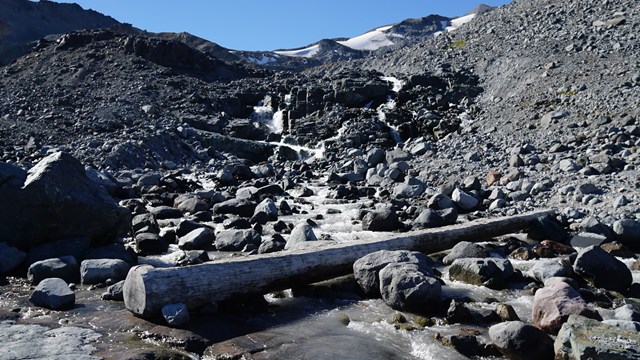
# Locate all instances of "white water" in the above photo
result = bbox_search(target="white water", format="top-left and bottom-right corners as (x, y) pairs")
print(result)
(378, 76), (406, 144)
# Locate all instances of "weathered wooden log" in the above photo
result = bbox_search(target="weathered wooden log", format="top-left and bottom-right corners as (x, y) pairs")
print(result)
(124, 210), (554, 317)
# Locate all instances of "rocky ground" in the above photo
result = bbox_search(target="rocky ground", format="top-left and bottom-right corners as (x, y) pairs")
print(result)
(1, 0), (640, 359)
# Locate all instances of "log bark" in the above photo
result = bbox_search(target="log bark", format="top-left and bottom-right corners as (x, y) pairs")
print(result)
(124, 210), (554, 317)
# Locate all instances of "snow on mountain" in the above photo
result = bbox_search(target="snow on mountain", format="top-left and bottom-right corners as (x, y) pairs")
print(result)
(274, 44), (320, 58)
(446, 13), (477, 32)
(337, 25), (395, 51)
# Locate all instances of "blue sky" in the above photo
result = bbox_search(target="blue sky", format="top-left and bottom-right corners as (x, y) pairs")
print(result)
(56, 1), (511, 51)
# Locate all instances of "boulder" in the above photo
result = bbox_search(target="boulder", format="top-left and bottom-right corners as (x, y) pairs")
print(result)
(412, 208), (457, 229)
(80, 259), (130, 285)
(442, 242), (487, 265)
(569, 232), (608, 248)
(530, 259), (574, 283)
(0, 242), (26, 273)
(573, 245), (632, 292)
(101, 280), (125, 301)
(378, 262), (441, 313)
(175, 219), (207, 237)
(254, 198), (278, 221)
(148, 205), (182, 220)
(173, 194), (209, 214)
(215, 229), (261, 251)
(29, 278), (75, 310)
(527, 215), (566, 243)
(532, 282), (597, 334)
(27, 256), (79, 284)
(362, 209), (403, 232)
(451, 188), (478, 211)
(213, 198), (257, 218)
(555, 315), (640, 359)
(448, 258), (514, 289)
(0, 152), (130, 250)
(489, 321), (554, 360)
(284, 223), (317, 250)
(258, 235), (286, 254)
(135, 232), (167, 255)
(26, 237), (91, 266)
(178, 227), (215, 250)
(613, 219), (640, 251)
(353, 250), (432, 297)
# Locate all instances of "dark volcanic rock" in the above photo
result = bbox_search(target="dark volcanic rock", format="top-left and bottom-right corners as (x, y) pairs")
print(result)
(27, 256), (79, 284)
(573, 245), (632, 292)
(362, 208), (404, 232)
(0, 152), (130, 251)
(29, 277), (75, 310)
(489, 321), (554, 360)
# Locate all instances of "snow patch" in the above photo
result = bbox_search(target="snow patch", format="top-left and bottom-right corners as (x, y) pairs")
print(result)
(274, 44), (320, 58)
(338, 25), (394, 51)
(446, 13), (476, 32)
(247, 55), (277, 65)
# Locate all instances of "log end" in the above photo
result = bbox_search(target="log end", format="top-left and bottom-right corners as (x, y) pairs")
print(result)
(123, 264), (154, 317)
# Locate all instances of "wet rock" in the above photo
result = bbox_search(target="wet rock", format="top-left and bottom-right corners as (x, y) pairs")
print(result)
(284, 223), (317, 250)
(361, 208), (403, 232)
(579, 217), (613, 240)
(0, 152), (130, 251)
(353, 250), (432, 297)
(555, 315), (640, 360)
(509, 246), (535, 260)
(495, 303), (520, 322)
(27, 256), (79, 284)
(489, 321), (554, 360)
(80, 259), (130, 285)
(162, 303), (190, 327)
(215, 229), (261, 251)
(532, 282), (597, 334)
(540, 240), (575, 255)
(213, 198), (257, 218)
(378, 262), (441, 313)
(446, 300), (473, 324)
(448, 258), (514, 289)
(29, 277), (75, 310)
(0, 322), (102, 359)
(101, 280), (125, 301)
(442, 242), (488, 265)
(530, 259), (574, 283)
(0, 242), (26, 273)
(451, 188), (478, 211)
(573, 245), (632, 292)
(612, 219), (640, 251)
(178, 227), (215, 250)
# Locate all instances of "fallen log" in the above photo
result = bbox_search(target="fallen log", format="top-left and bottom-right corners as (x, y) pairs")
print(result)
(124, 210), (554, 317)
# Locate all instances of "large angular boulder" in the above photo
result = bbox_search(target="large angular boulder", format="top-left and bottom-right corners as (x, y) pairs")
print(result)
(284, 223), (317, 250)
(448, 258), (514, 289)
(353, 250), (432, 297)
(80, 259), (130, 285)
(573, 245), (632, 292)
(178, 227), (215, 250)
(612, 219), (640, 251)
(442, 242), (487, 265)
(0, 152), (130, 251)
(530, 259), (574, 283)
(378, 262), (441, 313)
(27, 256), (79, 284)
(489, 321), (554, 360)
(215, 229), (261, 251)
(362, 208), (404, 232)
(555, 315), (640, 359)
(213, 198), (257, 218)
(532, 282), (598, 334)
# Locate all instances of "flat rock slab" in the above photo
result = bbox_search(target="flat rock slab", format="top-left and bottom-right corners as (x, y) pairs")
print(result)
(0, 321), (101, 359)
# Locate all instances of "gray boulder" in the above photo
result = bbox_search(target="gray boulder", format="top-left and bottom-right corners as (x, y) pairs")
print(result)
(555, 315), (640, 360)
(213, 198), (257, 218)
(178, 227), (215, 250)
(442, 242), (487, 265)
(532, 282), (595, 334)
(573, 245), (632, 292)
(135, 232), (167, 255)
(448, 258), (514, 289)
(412, 208), (457, 229)
(0, 323), (101, 359)
(379, 262), (441, 313)
(215, 229), (261, 251)
(27, 256), (79, 284)
(173, 194), (209, 214)
(0, 152), (130, 250)
(362, 209), (403, 232)
(162, 303), (190, 327)
(569, 232), (608, 248)
(0, 242), (26, 273)
(530, 259), (574, 283)
(284, 223), (317, 250)
(489, 321), (554, 360)
(254, 198), (278, 221)
(353, 250), (432, 297)
(258, 235), (286, 254)
(427, 193), (455, 210)
(613, 219), (640, 251)
(29, 277), (75, 310)
(80, 259), (130, 285)
(392, 177), (425, 199)
(451, 188), (478, 211)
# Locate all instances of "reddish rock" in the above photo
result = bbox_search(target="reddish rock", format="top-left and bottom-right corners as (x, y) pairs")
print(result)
(532, 282), (599, 334)
(540, 240), (575, 255)
(486, 169), (502, 186)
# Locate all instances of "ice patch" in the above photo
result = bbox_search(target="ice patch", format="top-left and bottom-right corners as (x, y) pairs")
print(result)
(247, 55), (277, 65)
(446, 13), (476, 32)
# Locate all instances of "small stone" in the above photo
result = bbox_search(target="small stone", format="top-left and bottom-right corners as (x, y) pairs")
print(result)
(162, 303), (190, 327)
